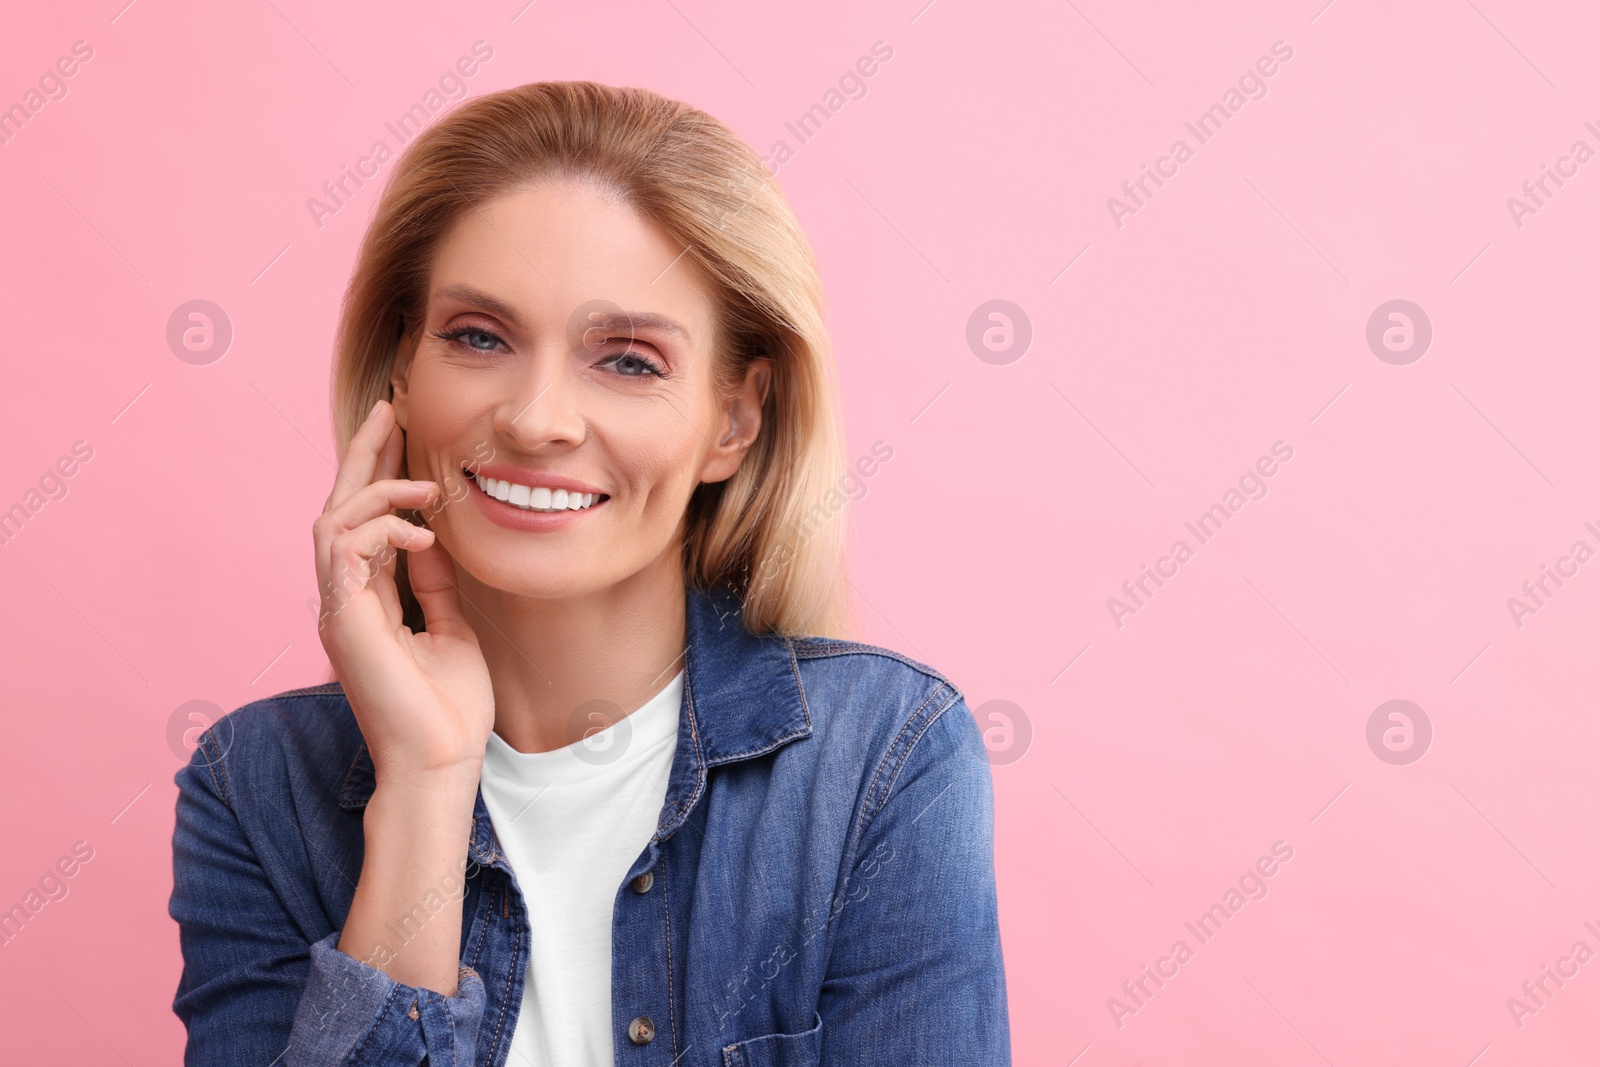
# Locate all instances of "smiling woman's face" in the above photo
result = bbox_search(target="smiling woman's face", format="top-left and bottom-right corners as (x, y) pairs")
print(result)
(389, 178), (766, 601)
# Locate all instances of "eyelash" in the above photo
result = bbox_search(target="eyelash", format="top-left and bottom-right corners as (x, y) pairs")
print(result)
(430, 325), (668, 379)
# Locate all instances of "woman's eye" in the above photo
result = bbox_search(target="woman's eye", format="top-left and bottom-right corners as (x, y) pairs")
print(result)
(433, 326), (503, 352)
(600, 350), (665, 378)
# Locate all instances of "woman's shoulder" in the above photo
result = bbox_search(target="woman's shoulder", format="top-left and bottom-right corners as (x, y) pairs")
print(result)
(786, 633), (961, 702)
(772, 634), (992, 840)
(178, 680), (362, 810)
(782, 633), (980, 761)
(210, 680), (360, 745)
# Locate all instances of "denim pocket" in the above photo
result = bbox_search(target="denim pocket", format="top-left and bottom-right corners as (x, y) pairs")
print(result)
(720, 1011), (822, 1067)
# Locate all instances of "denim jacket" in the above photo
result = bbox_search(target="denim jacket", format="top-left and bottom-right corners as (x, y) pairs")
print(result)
(169, 584), (1010, 1065)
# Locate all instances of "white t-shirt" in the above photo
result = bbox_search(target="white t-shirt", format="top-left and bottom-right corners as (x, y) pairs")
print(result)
(478, 670), (683, 1066)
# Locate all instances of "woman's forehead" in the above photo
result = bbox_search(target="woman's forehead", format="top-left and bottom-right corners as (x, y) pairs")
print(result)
(426, 181), (717, 338)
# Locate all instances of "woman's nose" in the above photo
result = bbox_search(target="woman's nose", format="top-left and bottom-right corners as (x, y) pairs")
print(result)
(494, 343), (586, 450)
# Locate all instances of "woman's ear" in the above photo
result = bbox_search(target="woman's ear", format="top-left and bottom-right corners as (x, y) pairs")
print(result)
(703, 357), (772, 484)
(389, 328), (415, 429)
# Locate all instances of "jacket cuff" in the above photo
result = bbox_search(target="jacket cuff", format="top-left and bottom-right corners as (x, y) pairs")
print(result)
(286, 931), (486, 1066)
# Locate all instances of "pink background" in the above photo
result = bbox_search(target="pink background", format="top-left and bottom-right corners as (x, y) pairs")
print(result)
(2, 0), (1597, 1062)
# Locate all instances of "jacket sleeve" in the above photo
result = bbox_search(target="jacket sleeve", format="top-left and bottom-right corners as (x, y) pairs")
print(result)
(817, 688), (1012, 1066)
(169, 724), (487, 1066)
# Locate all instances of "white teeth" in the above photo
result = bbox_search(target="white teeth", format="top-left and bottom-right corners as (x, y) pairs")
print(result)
(473, 472), (603, 513)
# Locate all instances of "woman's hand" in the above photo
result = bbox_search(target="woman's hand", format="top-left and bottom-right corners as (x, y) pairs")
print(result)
(316, 400), (493, 994)
(313, 399), (495, 786)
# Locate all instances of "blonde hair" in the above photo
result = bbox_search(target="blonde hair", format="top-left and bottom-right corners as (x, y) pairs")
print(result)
(329, 81), (854, 638)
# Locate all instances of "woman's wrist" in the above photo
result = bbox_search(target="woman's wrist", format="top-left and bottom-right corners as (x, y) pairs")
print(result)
(342, 763), (482, 995)
(362, 763), (481, 848)
(368, 757), (484, 809)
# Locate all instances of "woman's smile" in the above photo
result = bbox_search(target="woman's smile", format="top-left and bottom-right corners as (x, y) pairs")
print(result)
(464, 462), (610, 512)
(463, 461), (613, 531)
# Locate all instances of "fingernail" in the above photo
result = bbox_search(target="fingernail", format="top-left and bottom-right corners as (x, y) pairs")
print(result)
(368, 399), (383, 418)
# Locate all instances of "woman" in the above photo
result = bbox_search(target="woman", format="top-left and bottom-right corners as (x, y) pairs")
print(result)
(169, 80), (1009, 1066)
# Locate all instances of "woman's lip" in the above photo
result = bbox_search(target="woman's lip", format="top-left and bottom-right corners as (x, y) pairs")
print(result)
(467, 474), (608, 530)
(463, 463), (607, 498)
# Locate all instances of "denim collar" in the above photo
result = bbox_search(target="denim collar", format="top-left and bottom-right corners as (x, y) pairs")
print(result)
(337, 584), (813, 866)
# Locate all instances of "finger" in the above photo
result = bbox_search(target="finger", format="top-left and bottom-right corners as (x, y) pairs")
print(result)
(313, 479), (437, 596)
(321, 516), (434, 628)
(324, 515), (432, 597)
(376, 416), (405, 484)
(370, 459), (417, 624)
(325, 529), (405, 634)
(319, 518), (431, 640)
(374, 529), (404, 622)
(326, 400), (394, 512)
(404, 537), (474, 640)
(318, 478), (439, 541)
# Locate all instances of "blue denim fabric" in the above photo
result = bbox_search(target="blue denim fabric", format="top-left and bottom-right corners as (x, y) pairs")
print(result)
(169, 584), (1010, 1065)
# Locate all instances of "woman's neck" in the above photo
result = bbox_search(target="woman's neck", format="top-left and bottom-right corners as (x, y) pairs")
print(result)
(457, 554), (688, 755)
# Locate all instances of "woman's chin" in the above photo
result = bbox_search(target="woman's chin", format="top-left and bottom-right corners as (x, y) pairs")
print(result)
(450, 553), (625, 603)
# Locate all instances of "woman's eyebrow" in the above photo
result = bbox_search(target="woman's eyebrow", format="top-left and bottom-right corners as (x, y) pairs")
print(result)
(433, 284), (527, 327)
(431, 285), (691, 342)
(585, 310), (690, 342)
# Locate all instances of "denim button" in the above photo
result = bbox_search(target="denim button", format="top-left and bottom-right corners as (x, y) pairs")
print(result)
(627, 1016), (656, 1044)
(631, 870), (654, 894)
